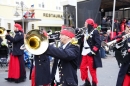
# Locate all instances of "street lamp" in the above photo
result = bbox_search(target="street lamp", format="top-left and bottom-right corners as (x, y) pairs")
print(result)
(14, 1), (28, 32)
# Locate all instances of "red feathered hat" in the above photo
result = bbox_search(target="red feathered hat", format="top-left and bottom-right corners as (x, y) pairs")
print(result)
(14, 23), (23, 32)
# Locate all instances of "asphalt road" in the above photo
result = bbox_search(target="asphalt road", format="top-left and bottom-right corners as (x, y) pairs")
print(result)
(0, 52), (120, 86)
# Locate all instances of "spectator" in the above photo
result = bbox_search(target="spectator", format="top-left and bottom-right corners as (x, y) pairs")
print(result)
(101, 16), (107, 32)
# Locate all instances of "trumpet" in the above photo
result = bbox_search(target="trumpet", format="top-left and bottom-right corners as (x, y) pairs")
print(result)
(102, 33), (130, 51)
(24, 29), (49, 55)
(75, 27), (86, 39)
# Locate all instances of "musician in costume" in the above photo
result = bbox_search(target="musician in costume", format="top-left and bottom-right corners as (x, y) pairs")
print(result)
(5, 23), (26, 83)
(116, 27), (130, 86)
(29, 27), (79, 86)
(30, 31), (51, 86)
(31, 54), (51, 86)
(113, 33), (125, 68)
(80, 18), (102, 86)
(47, 27), (80, 86)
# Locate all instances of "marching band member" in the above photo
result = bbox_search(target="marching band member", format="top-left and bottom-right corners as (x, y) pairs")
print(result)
(31, 53), (51, 86)
(46, 27), (80, 86)
(113, 26), (130, 68)
(30, 27), (80, 86)
(116, 26), (130, 86)
(30, 31), (51, 86)
(5, 23), (26, 83)
(80, 18), (102, 86)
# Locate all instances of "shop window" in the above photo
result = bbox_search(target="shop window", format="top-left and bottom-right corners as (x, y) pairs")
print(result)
(39, 26), (45, 31)
(32, 24), (34, 29)
(8, 23), (11, 30)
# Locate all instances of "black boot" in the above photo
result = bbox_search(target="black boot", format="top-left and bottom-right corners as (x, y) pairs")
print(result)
(5, 78), (14, 82)
(80, 80), (91, 86)
(92, 81), (97, 86)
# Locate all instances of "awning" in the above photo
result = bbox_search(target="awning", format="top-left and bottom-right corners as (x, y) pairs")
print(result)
(14, 18), (41, 22)
(101, 0), (130, 11)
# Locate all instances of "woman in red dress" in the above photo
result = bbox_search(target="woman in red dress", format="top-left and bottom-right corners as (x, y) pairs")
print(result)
(5, 23), (26, 83)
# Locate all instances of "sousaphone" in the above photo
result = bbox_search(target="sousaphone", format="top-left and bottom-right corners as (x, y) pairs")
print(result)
(24, 29), (49, 55)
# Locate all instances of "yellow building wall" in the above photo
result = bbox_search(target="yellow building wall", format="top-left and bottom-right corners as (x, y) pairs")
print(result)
(0, 5), (15, 19)
(0, 0), (64, 31)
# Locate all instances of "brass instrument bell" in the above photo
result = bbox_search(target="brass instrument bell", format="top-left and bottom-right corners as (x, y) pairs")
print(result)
(24, 29), (49, 55)
(0, 27), (7, 36)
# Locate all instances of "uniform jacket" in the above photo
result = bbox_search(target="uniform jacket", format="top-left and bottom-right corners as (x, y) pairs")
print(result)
(116, 38), (130, 86)
(0, 37), (3, 46)
(5, 31), (24, 55)
(51, 58), (59, 85)
(34, 54), (51, 86)
(46, 43), (80, 86)
(82, 29), (102, 68)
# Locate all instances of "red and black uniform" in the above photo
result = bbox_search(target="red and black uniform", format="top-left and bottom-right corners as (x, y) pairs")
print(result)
(31, 54), (51, 86)
(48, 28), (80, 86)
(116, 38), (130, 86)
(80, 19), (102, 86)
(113, 32), (126, 68)
(5, 23), (26, 83)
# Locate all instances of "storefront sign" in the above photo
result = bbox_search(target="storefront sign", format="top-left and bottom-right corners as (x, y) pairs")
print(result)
(43, 13), (63, 18)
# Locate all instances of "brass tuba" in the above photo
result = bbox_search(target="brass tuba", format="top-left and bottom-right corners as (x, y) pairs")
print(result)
(24, 29), (49, 55)
(0, 27), (7, 36)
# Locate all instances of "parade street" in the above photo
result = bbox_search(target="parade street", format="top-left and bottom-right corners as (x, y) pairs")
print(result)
(0, 52), (119, 86)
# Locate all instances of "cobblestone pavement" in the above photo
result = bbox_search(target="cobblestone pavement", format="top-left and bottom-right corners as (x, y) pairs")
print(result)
(0, 52), (120, 86)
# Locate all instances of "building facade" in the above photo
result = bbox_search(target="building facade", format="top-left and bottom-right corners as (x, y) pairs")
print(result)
(0, 0), (64, 33)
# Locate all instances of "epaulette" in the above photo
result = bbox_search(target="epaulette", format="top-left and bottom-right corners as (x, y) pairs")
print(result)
(70, 38), (79, 47)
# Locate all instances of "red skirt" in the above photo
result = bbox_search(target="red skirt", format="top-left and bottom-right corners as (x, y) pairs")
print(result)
(8, 54), (20, 79)
(31, 67), (49, 86)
